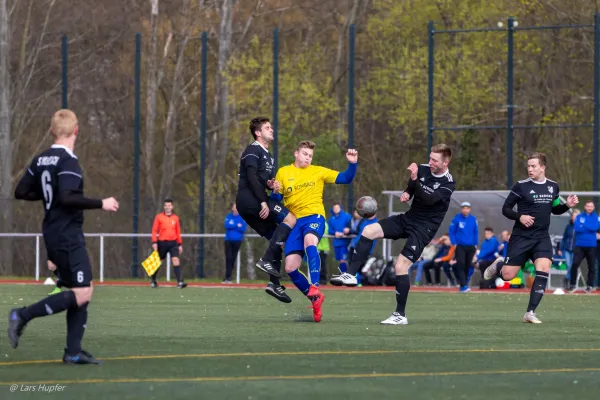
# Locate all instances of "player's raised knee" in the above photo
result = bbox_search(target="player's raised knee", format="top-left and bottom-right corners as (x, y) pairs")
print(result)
(362, 223), (383, 239)
(284, 254), (302, 274)
(303, 233), (319, 247)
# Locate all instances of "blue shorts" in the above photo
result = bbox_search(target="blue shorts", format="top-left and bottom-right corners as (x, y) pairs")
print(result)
(334, 246), (348, 261)
(284, 215), (326, 256)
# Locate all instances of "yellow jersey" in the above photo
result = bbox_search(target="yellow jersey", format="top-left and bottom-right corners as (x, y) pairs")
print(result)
(275, 164), (339, 219)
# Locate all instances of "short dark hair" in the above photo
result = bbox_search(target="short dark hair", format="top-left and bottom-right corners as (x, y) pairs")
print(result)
(585, 200), (594, 205)
(164, 198), (173, 204)
(431, 143), (452, 161)
(528, 152), (547, 167)
(333, 202), (341, 207)
(484, 226), (494, 232)
(249, 117), (270, 140)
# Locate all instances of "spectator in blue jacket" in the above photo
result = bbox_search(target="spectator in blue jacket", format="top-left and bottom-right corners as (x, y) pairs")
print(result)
(328, 203), (352, 274)
(475, 227), (499, 277)
(223, 203), (247, 284)
(449, 202), (479, 292)
(558, 209), (580, 287)
(570, 202), (598, 293)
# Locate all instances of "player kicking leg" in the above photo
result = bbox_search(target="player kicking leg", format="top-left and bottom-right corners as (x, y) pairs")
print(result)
(340, 145), (456, 325)
(284, 215), (326, 322)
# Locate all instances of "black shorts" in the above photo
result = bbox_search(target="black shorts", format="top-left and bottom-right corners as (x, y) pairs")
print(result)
(379, 214), (437, 262)
(504, 235), (553, 267)
(46, 244), (92, 288)
(236, 196), (289, 239)
(157, 240), (179, 260)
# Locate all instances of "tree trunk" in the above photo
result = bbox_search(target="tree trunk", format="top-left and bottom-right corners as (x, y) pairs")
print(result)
(332, 0), (361, 143)
(0, 0), (13, 274)
(158, 0), (191, 203)
(217, 0), (233, 174)
(144, 0), (160, 204)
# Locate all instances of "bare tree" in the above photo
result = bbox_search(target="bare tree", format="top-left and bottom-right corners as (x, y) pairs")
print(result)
(216, 0), (233, 175)
(332, 0), (361, 142)
(157, 0), (193, 203)
(0, 0), (13, 273)
(144, 0), (161, 204)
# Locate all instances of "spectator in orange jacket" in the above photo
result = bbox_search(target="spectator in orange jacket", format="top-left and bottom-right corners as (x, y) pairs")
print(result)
(151, 198), (186, 288)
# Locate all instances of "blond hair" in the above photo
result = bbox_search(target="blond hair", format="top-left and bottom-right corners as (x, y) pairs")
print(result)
(296, 140), (315, 152)
(50, 109), (78, 138)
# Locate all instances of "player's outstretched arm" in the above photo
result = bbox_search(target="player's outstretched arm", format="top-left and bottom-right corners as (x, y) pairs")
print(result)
(14, 168), (42, 201)
(334, 149), (358, 184)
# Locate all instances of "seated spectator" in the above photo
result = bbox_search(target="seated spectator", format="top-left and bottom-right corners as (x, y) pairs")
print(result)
(423, 235), (456, 286)
(409, 239), (438, 286)
(498, 230), (510, 259)
(475, 227), (500, 277)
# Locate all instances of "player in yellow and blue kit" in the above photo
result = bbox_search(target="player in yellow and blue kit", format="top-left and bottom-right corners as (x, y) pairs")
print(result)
(272, 140), (358, 322)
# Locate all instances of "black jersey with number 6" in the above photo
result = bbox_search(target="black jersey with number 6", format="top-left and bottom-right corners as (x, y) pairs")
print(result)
(25, 145), (88, 245)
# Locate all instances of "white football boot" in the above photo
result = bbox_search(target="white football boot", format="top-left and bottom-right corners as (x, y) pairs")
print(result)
(381, 312), (408, 325)
(329, 272), (358, 287)
(483, 257), (505, 281)
(523, 311), (542, 324)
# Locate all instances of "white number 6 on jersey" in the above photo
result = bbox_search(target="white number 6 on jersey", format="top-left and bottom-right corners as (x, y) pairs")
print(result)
(77, 271), (84, 283)
(41, 170), (53, 210)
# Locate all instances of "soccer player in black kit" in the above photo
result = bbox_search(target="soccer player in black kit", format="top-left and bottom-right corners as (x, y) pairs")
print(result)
(236, 117), (297, 303)
(8, 109), (119, 364)
(484, 152), (578, 323)
(339, 144), (456, 325)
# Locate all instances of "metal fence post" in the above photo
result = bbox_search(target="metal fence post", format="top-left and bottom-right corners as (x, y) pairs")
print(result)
(273, 28), (279, 169)
(35, 235), (40, 281)
(427, 21), (435, 155)
(348, 24), (356, 212)
(132, 32), (141, 278)
(594, 13), (599, 198)
(197, 32), (208, 278)
(100, 235), (104, 283)
(506, 18), (515, 188)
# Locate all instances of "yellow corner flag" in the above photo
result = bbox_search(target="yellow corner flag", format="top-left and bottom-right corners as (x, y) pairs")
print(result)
(141, 251), (161, 277)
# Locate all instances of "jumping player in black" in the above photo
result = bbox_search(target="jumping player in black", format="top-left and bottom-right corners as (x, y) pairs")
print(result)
(484, 152), (578, 323)
(8, 109), (119, 364)
(339, 144), (456, 325)
(236, 117), (297, 303)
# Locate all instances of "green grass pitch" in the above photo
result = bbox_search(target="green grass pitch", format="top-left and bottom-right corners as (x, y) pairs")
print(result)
(1, 284), (599, 399)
